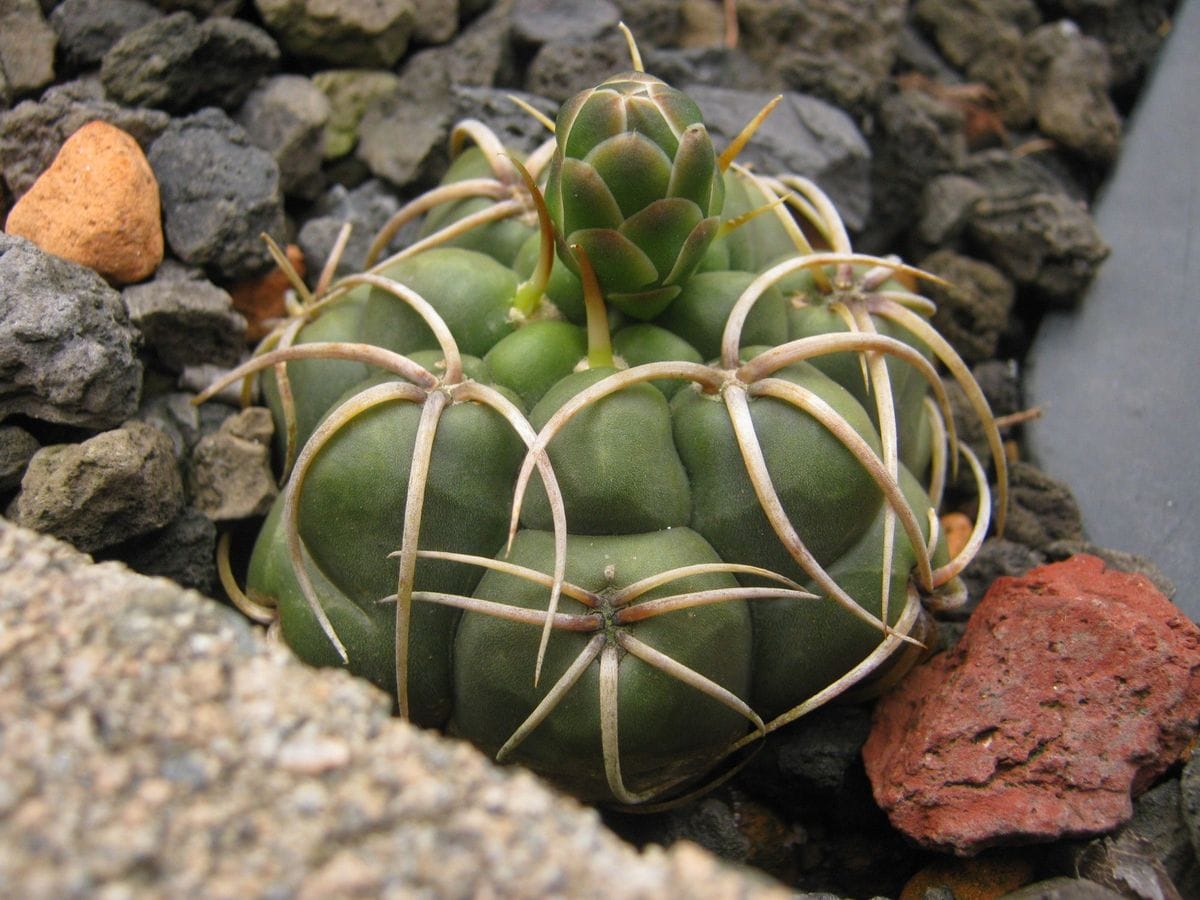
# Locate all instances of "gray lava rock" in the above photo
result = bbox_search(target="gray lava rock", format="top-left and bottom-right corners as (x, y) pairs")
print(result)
(408, 0), (459, 45)
(0, 234), (143, 429)
(913, 0), (1040, 126)
(1070, 777), (1200, 899)
(0, 77), (170, 198)
(234, 73), (330, 200)
(956, 149), (1108, 303)
(688, 85), (871, 232)
(922, 249), (1015, 365)
(1003, 878), (1125, 900)
(973, 358), (1022, 422)
(644, 46), (781, 94)
(105, 505), (218, 594)
(0, 424), (39, 493)
(942, 362), (1020, 474)
(859, 87), (965, 253)
(148, 108), (286, 282)
(1183, 753), (1200, 865)
(512, 0), (620, 46)
(524, 31), (632, 104)
(189, 406), (277, 521)
(311, 68), (403, 161)
(451, 87), (557, 157)
(962, 147), (1091, 205)
(134, 390), (219, 458)
(0, 519), (788, 898)
(254, 0), (416, 67)
(1023, 21), (1121, 164)
(152, 0), (244, 14)
(100, 11), (280, 114)
(297, 179), (401, 279)
(893, 21), (960, 82)
(431, 0), (516, 88)
(123, 266), (247, 372)
(612, 0), (683, 48)
(917, 173), (986, 247)
(0, 0), (57, 97)
(49, 0), (162, 72)
(967, 190), (1110, 304)
(754, 706), (874, 802)
(1000, 459), (1085, 552)
(356, 70), (453, 190)
(178, 363), (248, 407)
(653, 794), (754, 870)
(737, 0), (907, 115)
(396, 0), (517, 104)
(8, 421), (184, 553)
(1060, 0), (1175, 96)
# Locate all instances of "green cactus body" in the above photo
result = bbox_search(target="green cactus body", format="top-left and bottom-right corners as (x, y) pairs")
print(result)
(610, 323), (703, 399)
(704, 167), (798, 275)
(375, 247), (519, 357)
(450, 528), (755, 802)
(418, 146), (536, 267)
(654, 269), (789, 360)
(261, 247), (521, 456)
(748, 463), (943, 719)
(256, 372), (526, 726)
(521, 367), (692, 534)
(484, 320), (587, 409)
(544, 72), (725, 319)
(671, 359), (885, 578)
(250, 493), (397, 694)
(785, 266), (936, 474)
(513, 231), (587, 325)
(215, 49), (1006, 808)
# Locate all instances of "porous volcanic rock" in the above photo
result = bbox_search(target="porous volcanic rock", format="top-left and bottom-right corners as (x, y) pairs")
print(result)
(863, 554), (1200, 856)
(0, 78), (170, 198)
(0, 233), (142, 429)
(188, 407), (278, 521)
(0, 0), (57, 97)
(254, 0), (415, 68)
(8, 421), (185, 553)
(147, 108), (285, 282)
(5, 120), (163, 284)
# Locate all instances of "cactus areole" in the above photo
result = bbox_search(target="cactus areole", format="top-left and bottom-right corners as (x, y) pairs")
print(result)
(205, 29), (1007, 807)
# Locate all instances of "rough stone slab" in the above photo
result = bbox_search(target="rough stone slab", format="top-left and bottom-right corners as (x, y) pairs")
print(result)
(0, 519), (787, 899)
(1024, 0), (1200, 622)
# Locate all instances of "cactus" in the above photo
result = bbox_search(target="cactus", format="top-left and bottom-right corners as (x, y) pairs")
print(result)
(543, 70), (725, 320)
(204, 33), (1006, 805)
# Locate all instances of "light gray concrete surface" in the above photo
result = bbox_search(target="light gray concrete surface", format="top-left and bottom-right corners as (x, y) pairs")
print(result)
(1026, 0), (1199, 620)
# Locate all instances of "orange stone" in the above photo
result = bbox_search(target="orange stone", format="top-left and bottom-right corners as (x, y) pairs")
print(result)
(229, 244), (306, 342)
(900, 853), (1035, 900)
(940, 511), (974, 560)
(3, 121), (164, 285)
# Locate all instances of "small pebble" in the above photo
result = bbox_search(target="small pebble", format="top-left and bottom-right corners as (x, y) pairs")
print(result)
(5, 120), (163, 284)
(229, 243), (304, 341)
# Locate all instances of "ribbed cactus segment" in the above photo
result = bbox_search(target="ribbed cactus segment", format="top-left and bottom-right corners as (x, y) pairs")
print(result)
(545, 71), (724, 319)
(207, 47), (1008, 808)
